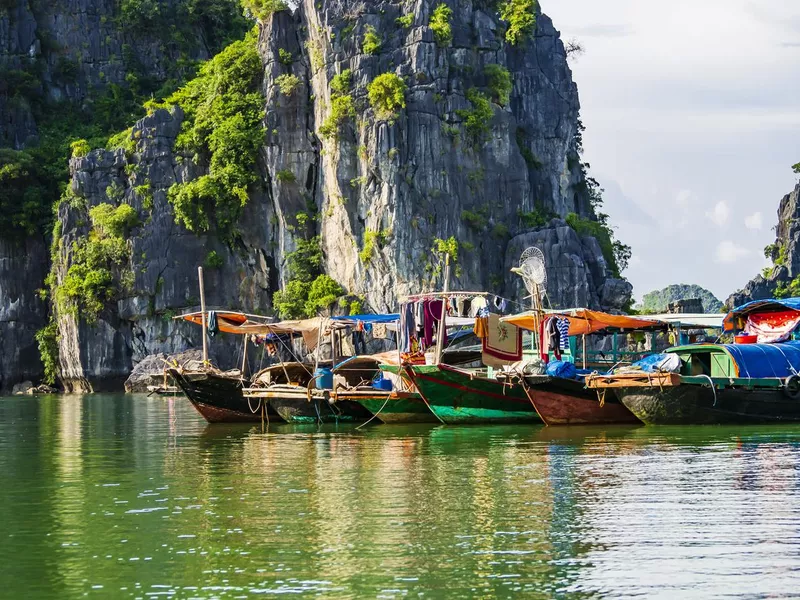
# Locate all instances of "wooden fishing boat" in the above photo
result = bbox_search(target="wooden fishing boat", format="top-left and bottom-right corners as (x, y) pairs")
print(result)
(243, 362), (369, 424)
(502, 309), (725, 426)
(348, 364), (437, 424)
(521, 374), (640, 425)
(168, 367), (283, 423)
(586, 298), (800, 425)
(405, 364), (539, 424)
(587, 343), (800, 425)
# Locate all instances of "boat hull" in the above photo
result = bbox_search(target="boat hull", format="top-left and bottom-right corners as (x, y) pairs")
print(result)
(407, 364), (540, 424)
(269, 393), (373, 424)
(168, 369), (283, 423)
(524, 376), (641, 426)
(617, 384), (800, 425)
(354, 391), (438, 424)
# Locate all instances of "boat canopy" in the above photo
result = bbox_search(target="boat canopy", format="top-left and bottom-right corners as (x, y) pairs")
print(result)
(642, 313), (724, 329)
(724, 297), (800, 332)
(669, 342), (800, 379)
(503, 309), (664, 335)
(178, 311), (271, 334)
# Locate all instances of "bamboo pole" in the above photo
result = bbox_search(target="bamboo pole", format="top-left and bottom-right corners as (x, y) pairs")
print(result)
(198, 266), (208, 365)
(240, 335), (249, 379)
(582, 334), (587, 370)
(434, 254), (450, 365)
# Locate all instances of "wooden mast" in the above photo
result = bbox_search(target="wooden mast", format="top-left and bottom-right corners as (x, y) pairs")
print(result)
(434, 254), (451, 365)
(198, 266), (208, 365)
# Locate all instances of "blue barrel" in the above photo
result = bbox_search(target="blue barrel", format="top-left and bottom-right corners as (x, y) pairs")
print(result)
(314, 367), (333, 390)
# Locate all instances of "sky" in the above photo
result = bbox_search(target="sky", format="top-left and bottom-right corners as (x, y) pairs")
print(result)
(543, 0), (800, 303)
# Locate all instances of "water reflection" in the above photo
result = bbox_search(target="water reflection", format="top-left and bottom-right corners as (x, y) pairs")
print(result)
(3, 395), (800, 597)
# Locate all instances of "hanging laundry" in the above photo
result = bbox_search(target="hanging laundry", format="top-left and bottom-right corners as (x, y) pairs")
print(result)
(474, 315), (489, 339)
(556, 317), (570, 350)
(207, 311), (218, 337)
(546, 317), (561, 360)
(423, 300), (446, 349)
(456, 296), (468, 317)
(470, 296), (488, 317)
(399, 303), (415, 352)
(448, 296), (459, 316)
(373, 323), (388, 339)
(492, 295), (508, 313)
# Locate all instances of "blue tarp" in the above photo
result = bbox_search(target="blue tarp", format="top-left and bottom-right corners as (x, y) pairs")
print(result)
(722, 342), (800, 379)
(730, 297), (800, 314)
(330, 314), (400, 323)
(546, 360), (577, 379)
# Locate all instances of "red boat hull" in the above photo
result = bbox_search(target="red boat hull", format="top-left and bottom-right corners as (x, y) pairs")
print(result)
(524, 376), (641, 426)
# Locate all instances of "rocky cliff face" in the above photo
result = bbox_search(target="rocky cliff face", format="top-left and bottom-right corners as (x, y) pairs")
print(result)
(22, 0), (629, 391)
(0, 236), (49, 390)
(0, 0), (241, 146)
(0, 0), (245, 391)
(728, 182), (800, 308)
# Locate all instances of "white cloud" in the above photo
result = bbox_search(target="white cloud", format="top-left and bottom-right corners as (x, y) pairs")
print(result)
(543, 0), (799, 299)
(705, 201), (730, 227)
(744, 212), (763, 230)
(715, 241), (751, 264)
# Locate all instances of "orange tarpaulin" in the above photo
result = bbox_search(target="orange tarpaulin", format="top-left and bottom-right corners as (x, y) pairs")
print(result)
(503, 309), (663, 336)
(181, 311), (248, 334)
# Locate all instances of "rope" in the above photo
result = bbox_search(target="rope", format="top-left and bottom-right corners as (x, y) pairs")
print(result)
(313, 398), (323, 424)
(697, 374), (717, 407)
(247, 395), (262, 414)
(356, 395), (391, 430)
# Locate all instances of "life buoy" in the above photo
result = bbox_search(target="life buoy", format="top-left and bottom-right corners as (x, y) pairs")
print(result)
(784, 375), (800, 399)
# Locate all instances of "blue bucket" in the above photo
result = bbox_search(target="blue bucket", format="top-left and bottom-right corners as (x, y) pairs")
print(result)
(372, 377), (393, 391)
(314, 367), (333, 390)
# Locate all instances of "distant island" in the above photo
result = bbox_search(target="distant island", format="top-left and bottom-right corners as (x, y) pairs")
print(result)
(637, 284), (723, 314)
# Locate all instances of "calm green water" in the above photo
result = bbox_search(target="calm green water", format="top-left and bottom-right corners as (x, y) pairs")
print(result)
(3, 395), (800, 598)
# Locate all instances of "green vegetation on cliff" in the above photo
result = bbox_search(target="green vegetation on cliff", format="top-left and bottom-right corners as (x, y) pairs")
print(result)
(499, 0), (538, 45)
(1, 0), (250, 240)
(54, 202), (140, 322)
(368, 73), (407, 120)
(273, 236), (346, 318)
(430, 3), (453, 47)
(154, 28), (265, 237)
(638, 284), (723, 314)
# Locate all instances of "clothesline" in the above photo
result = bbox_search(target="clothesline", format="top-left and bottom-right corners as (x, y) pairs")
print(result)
(402, 291), (491, 301)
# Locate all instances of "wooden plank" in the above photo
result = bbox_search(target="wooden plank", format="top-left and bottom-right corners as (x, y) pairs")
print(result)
(585, 372), (680, 389)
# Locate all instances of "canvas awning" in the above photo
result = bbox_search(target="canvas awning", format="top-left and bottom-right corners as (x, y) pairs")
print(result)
(643, 313), (725, 330)
(176, 312), (325, 349)
(502, 309), (665, 336)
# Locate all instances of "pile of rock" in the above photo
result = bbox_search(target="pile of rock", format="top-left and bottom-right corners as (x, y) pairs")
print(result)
(11, 381), (58, 395)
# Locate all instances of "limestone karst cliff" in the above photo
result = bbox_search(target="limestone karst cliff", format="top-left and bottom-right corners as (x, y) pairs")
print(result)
(728, 182), (800, 308)
(0, 0), (248, 390)
(2, 0), (631, 391)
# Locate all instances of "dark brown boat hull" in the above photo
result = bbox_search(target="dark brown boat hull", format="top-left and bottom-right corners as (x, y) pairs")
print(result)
(525, 376), (641, 426)
(169, 368), (283, 423)
(617, 384), (800, 425)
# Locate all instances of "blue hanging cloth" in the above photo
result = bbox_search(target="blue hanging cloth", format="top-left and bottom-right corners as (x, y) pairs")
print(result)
(207, 311), (218, 337)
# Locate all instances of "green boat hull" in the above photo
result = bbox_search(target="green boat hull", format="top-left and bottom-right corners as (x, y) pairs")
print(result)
(407, 364), (540, 424)
(357, 393), (439, 424)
